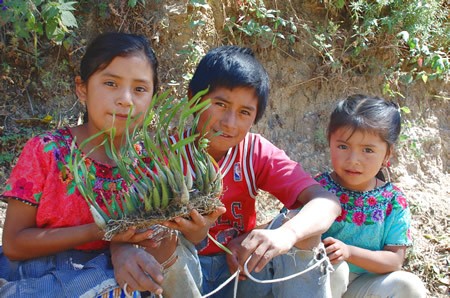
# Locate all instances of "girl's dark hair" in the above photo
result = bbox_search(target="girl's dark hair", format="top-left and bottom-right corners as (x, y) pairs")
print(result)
(328, 94), (401, 151)
(80, 32), (159, 93)
(188, 45), (269, 124)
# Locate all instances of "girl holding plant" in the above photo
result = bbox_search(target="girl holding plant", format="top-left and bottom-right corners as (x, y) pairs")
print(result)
(0, 32), (224, 297)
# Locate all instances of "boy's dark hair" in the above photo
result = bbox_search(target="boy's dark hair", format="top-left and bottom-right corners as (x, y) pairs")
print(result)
(188, 45), (269, 124)
(327, 94), (401, 151)
(80, 32), (159, 93)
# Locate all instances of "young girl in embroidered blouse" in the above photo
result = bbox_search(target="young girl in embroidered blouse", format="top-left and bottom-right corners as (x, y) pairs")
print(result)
(0, 32), (223, 297)
(320, 94), (426, 297)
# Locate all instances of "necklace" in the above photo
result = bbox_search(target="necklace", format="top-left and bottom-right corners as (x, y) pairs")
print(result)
(332, 172), (378, 192)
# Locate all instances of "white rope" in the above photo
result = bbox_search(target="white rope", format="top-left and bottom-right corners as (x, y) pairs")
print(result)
(200, 252), (329, 297)
(243, 254), (328, 284)
(123, 283), (132, 298)
(201, 269), (241, 298)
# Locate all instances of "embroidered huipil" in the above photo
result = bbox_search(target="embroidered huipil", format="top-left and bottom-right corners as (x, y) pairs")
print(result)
(1, 128), (132, 251)
(316, 172), (412, 273)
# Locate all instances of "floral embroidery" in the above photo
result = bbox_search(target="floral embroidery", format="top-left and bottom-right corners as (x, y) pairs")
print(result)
(382, 189), (393, 198)
(352, 211), (366, 226)
(315, 172), (409, 226)
(386, 203), (393, 216)
(397, 195), (408, 209)
(371, 208), (384, 222)
(336, 209), (348, 222)
(367, 196), (377, 206)
(318, 171), (412, 273)
(340, 193), (349, 204)
(354, 196), (364, 207)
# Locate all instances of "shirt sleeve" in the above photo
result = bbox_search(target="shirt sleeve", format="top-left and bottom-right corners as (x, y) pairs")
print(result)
(2, 136), (50, 205)
(383, 187), (412, 246)
(252, 134), (318, 209)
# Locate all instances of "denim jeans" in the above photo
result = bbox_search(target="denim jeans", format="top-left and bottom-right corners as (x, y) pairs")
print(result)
(200, 213), (333, 298)
(0, 234), (202, 298)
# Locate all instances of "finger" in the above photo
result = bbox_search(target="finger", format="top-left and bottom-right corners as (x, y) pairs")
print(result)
(226, 252), (240, 274)
(204, 207), (226, 223)
(237, 237), (260, 272)
(139, 258), (164, 287)
(188, 209), (203, 223)
(138, 238), (161, 249)
(115, 226), (137, 241)
(322, 237), (335, 246)
(252, 248), (274, 273)
(325, 243), (338, 254)
(238, 274), (248, 280)
(210, 206), (226, 218)
(173, 216), (196, 232)
(162, 216), (193, 232)
(326, 250), (341, 263)
(129, 229), (154, 243)
(161, 220), (180, 230)
(129, 251), (164, 293)
(241, 252), (258, 274)
(240, 244), (268, 273)
(117, 262), (143, 292)
(329, 254), (344, 265)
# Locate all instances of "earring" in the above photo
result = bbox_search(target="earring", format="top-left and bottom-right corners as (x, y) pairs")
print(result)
(382, 160), (391, 182)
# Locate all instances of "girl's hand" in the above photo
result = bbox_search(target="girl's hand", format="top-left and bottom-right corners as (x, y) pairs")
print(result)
(323, 236), (350, 264)
(109, 227), (160, 248)
(162, 206), (226, 244)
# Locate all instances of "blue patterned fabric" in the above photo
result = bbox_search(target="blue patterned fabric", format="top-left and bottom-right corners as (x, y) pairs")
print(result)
(0, 247), (139, 297)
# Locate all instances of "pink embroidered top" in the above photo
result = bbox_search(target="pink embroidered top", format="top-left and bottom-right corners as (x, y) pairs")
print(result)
(2, 128), (127, 251)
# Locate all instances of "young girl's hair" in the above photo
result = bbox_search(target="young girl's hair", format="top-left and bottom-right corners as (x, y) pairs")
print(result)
(327, 94), (401, 152)
(79, 32), (159, 93)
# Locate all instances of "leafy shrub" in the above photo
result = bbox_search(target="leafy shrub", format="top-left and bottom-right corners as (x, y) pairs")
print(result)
(0, 0), (78, 45)
(320, 0), (449, 90)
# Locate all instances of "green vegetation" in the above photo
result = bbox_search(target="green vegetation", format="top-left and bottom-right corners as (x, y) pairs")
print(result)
(1, 0), (448, 92)
(223, 0), (298, 47)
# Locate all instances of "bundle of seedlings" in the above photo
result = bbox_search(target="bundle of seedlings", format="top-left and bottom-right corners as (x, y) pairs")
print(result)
(68, 90), (224, 241)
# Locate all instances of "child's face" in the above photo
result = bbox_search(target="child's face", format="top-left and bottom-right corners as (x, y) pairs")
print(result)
(197, 86), (258, 161)
(329, 127), (389, 191)
(76, 54), (155, 138)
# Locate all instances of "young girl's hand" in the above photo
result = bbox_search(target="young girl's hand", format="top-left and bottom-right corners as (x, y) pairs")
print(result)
(162, 206), (226, 244)
(323, 236), (350, 264)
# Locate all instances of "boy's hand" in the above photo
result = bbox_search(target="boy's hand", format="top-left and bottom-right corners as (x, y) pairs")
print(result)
(227, 229), (294, 278)
(111, 243), (164, 295)
(162, 206), (226, 244)
(225, 233), (248, 280)
(323, 236), (350, 264)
